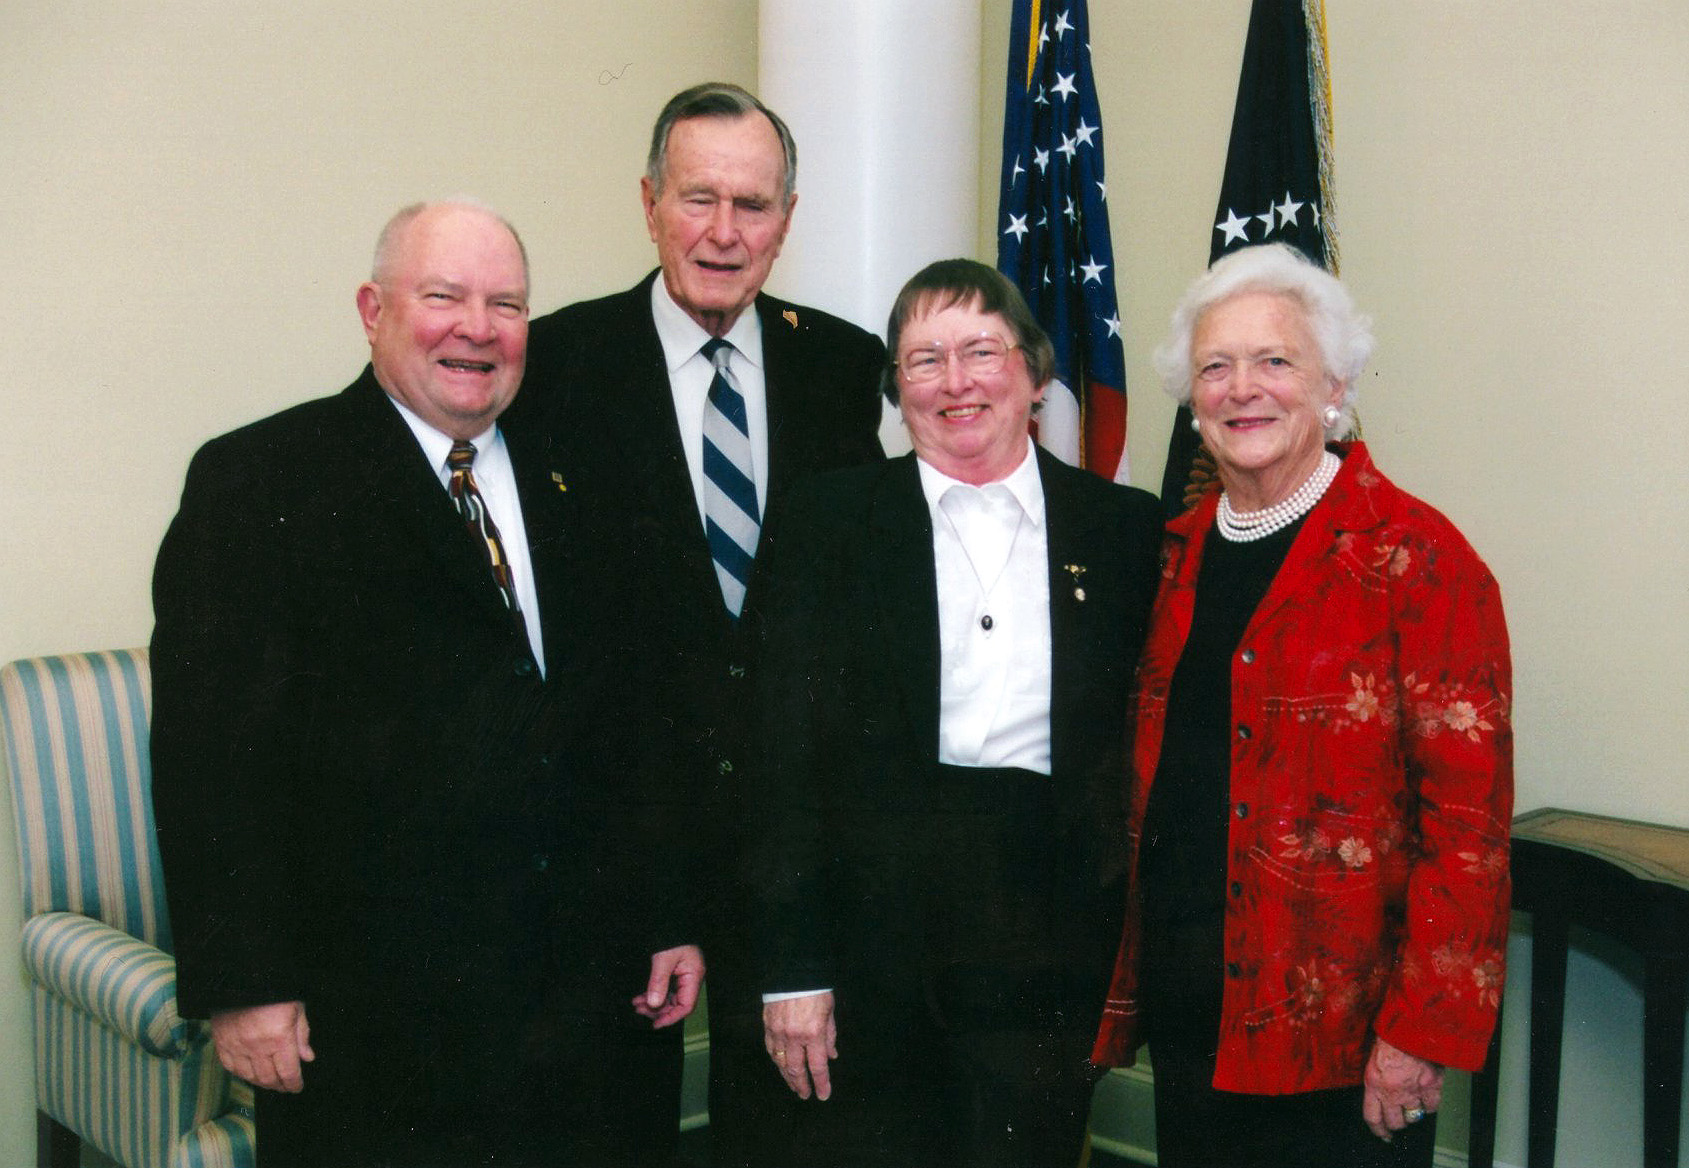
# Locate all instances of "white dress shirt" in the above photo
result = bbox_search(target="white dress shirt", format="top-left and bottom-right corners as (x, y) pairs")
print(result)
(650, 277), (771, 525)
(765, 441), (1056, 1004)
(917, 439), (1053, 775)
(389, 397), (544, 675)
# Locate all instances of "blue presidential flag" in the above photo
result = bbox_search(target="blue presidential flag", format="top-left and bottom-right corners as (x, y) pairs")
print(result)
(1161, 0), (1338, 515)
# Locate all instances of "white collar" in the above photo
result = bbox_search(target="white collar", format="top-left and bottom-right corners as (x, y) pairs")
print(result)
(386, 394), (499, 475)
(649, 274), (765, 373)
(916, 438), (1045, 528)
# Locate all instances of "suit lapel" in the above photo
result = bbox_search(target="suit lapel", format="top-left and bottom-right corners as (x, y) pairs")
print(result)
(506, 423), (571, 676)
(758, 294), (800, 500)
(342, 372), (535, 653)
(1038, 449), (1106, 781)
(870, 457), (943, 757)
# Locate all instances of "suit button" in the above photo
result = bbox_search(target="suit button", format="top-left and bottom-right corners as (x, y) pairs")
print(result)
(1240, 649), (1256, 664)
(514, 658), (536, 678)
(1234, 802), (1249, 819)
(728, 663), (746, 679)
(718, 759), (734, 775)
(531, 853), (550, 872)
(1236, 724), (1252, 740)
(1226, 962), (1241, 978)
(1230, 881), (1242, 898)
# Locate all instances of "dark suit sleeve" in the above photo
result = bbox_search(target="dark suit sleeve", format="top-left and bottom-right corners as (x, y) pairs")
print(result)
(150, 439), (315, 1017)
(742, 482), (846, 993)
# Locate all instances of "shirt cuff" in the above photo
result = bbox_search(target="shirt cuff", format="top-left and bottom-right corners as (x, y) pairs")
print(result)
(761, 988), (832, 1003)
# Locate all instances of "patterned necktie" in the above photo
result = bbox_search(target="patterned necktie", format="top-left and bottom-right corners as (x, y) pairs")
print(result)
(446, 439), (522, 615)
(700, 338), (761, 617)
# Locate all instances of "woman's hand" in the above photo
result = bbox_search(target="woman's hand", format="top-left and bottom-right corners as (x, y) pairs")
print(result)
(1362, 1036), (1443, 1140)
(763, 992), (839, 1100)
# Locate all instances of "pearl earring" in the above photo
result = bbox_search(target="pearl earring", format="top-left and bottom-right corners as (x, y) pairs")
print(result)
(1321, 404), (1341, 428)
(1190, 413), (1202, 433)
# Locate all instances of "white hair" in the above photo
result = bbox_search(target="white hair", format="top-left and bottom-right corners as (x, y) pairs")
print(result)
(1153, 243), (1374, 437)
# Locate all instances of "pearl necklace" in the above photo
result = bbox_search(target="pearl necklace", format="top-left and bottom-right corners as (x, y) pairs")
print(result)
(1216, 451), (1341, 542)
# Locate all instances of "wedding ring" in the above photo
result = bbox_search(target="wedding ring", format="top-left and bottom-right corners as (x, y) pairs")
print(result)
(1404, 1107), (1426, 1123)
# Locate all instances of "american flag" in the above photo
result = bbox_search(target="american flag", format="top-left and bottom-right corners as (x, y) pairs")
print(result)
(1160, 0), (1337, 515)
(996, 0), (1129, 483)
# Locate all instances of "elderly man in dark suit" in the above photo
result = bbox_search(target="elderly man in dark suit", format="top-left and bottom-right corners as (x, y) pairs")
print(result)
(515, 83), (885, 1165)
(150, 200), (702, 1168)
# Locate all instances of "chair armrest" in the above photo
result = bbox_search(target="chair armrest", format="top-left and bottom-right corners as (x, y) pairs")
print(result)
(22, 911), (199, 1058)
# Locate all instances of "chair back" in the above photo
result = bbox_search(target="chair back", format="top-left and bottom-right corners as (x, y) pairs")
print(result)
(1, 649), (172, 952)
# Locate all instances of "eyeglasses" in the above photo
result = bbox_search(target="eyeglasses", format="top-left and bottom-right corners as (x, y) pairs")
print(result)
(895, 334), (1019, 384)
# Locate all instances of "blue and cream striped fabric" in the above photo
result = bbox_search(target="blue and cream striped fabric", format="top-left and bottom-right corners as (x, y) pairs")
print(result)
(2, 650), (255, 1168)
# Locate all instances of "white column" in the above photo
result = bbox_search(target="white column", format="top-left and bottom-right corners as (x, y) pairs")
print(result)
(760, 0), (982, 453)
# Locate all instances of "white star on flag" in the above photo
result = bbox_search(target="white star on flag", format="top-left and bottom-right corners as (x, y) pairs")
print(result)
(1079, 256), (1107, 283)
(1052, 72), (1078, 101)
(1005, 214), (1029, 241)
(1275, 192), (1304, 228)
(1215, 208), (1250, 245)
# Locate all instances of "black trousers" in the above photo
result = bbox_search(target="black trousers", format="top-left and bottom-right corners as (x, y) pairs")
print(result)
(715, 764), (1104, 1168)
(258, 973), (684, 1167)
(1141, 917), (1436, 1168)
(1148, 1039), (1437, 1168)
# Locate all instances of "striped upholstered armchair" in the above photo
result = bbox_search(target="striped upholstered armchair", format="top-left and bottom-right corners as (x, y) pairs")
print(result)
(0, 649), (254, 1168)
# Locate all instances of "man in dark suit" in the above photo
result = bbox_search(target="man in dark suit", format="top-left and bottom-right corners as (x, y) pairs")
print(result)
(748, 261), (1165, 1166)
(514, 83), (885, 1165)
(150, 200), (702, 1168)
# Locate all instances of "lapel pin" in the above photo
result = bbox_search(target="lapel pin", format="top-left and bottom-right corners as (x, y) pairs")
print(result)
(550, 471), (567, 492)
(782, 309), (799, 329)
(1063, 563), (1087, 601)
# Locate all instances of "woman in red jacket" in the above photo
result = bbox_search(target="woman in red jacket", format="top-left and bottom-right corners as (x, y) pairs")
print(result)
(1093, 243), (1512, 1168)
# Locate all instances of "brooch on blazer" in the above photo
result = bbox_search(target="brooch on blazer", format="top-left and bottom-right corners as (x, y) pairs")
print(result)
(550, 471), (567, 492)
(1063, 563), (1087, 601)
(782, 309), (799, 329)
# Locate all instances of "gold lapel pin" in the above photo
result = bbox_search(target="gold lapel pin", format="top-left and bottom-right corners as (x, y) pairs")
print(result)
(550, 471), (567, 492)
(1063, 563), (1087, 601)
(782, 309), (799, 329)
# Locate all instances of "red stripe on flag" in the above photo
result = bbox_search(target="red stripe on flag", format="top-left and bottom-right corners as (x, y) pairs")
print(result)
(1083, 381), (1125, 479)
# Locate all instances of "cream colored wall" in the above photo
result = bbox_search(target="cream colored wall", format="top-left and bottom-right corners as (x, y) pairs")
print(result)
(986, 3), (1688, 1164)
(6, 0), (1687, 1163)
(0, 1), (754, 1160)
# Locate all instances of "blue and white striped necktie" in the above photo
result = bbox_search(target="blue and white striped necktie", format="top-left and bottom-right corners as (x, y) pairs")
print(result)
(700, 337), (761, 617)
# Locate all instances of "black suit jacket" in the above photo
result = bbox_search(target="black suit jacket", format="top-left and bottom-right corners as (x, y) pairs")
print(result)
(150, 370), (574, 1156)
(748, 449), (1163, 1025)
(515, 272), (885, 980)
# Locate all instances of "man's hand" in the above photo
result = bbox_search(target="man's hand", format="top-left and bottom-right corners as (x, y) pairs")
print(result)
(763, 992), (838, 1101)
(1362, 1035), (1443, 1140)
(632, 944), (705, 1028)
(210, 1001), (314, 1093)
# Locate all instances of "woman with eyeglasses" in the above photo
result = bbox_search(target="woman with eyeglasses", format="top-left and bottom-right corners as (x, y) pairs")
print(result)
(739, 258), (1163, 1166)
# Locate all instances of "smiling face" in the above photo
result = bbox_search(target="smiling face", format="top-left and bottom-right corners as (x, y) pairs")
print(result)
(1189, 290), (1345, 510)
(356, 205), (528, 440)
(896, 299), (1042, 485)
(642, 113), (795, 336)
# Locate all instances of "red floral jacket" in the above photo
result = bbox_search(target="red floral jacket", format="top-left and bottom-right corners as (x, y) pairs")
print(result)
(1091, 443), (1513, 1093)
